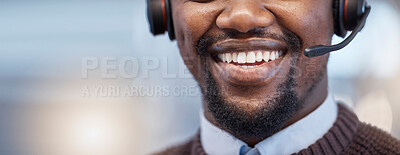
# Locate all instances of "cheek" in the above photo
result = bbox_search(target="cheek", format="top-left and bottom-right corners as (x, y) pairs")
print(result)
(294, 55), (329, 99)
(173, 3), (220, 46)
(298, 7), (333, 47)
(298, 55), (329, 81)
(273, 1), (334, 48)
(295, 4), (332, 86)
(288, 5), (332, 78)
(268, 1), (332, 92)
(171, 2), (222, 84)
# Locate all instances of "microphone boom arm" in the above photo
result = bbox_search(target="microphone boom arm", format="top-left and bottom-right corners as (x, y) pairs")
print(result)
(304, 5), (371, 58)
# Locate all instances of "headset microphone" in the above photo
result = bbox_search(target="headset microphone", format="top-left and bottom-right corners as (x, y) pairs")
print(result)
(305, 4), (371, 58)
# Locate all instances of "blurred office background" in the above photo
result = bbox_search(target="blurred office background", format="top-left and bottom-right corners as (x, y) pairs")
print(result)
(0, 0), (399, 154)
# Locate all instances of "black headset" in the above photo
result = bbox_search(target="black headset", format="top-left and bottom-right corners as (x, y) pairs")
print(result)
(146, 0), (371, 57)
(147, 0), (175, 40)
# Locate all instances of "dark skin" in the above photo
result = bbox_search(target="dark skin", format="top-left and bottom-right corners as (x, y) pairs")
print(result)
(171, 0), (333, 146)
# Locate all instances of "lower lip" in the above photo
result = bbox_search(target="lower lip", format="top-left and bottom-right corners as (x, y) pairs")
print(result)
(211, 55), (286, 85)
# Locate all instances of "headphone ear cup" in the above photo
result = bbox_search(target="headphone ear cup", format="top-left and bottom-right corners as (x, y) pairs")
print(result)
(333, 0), (347, 37)
(344, 0), (365, 30)
(333, 0), (366, 38)
(146, 0), (175, 40)
(165, 0), (175, 40)
(147, 0), (167, 35)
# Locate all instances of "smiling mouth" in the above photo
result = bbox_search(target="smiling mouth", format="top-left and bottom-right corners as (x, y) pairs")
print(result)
(207, 38), (289, 85)
(215, 50), (285, 69)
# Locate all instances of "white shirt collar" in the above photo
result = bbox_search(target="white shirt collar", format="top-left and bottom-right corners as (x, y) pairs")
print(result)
(200, 92), (338, 155)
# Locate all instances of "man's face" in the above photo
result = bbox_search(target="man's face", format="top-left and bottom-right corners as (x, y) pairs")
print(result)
(171, 0), (333, 140)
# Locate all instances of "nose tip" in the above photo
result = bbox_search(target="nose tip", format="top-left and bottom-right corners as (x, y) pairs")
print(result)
(216, 4), (274, 33)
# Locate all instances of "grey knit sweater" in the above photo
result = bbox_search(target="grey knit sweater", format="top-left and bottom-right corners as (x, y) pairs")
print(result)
(156, 104), (400, 155)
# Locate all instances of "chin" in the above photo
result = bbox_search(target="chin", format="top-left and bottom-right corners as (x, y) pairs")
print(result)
(204, 61), (301, 139)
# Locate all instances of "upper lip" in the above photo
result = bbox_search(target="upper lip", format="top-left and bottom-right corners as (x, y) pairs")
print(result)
(208, 38), (288, 54)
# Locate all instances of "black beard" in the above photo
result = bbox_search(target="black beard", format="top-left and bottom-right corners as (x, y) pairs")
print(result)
(204, 63), (299, 141)
(196, 29), (304, 141)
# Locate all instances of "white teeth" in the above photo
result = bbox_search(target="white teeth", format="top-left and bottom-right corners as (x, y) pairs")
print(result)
(237, 65), (259, 69)
(238, 52), (246, 64)
(232, 53), (238, 63)
(217, 51), (284, 67)
(263, 51), (270, 62)
(256, 51), (263, 62)
(218, 54), (224, 61)
(246, 52), (256, 63)
(270, 51), (276, 61)
(225, 53), (232, 63)
(239, 65), (256, 69)
(217, 53), (227, 62)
